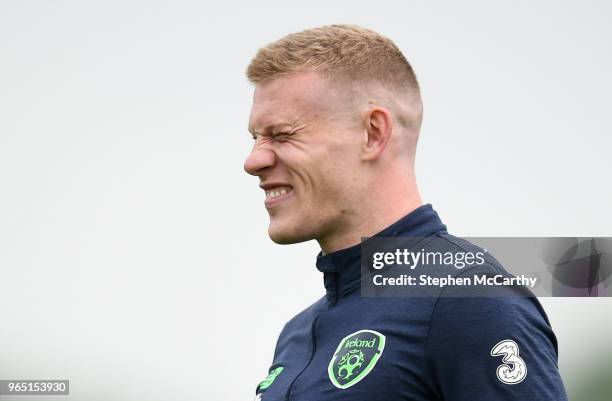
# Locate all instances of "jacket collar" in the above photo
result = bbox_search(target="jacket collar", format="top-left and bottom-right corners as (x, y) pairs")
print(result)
(315, 204), (447, 303)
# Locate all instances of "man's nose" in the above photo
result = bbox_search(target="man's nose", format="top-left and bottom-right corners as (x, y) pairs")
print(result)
(244, 146), (276, 176)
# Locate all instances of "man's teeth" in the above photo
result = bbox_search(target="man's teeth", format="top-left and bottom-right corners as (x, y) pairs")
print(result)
(265, 187), (292, 198)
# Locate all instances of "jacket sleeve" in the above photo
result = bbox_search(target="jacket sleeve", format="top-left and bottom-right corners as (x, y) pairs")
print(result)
(425, 276), (568, 400)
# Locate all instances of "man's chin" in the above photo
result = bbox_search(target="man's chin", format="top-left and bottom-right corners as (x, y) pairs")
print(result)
(268, 225), (312, 245)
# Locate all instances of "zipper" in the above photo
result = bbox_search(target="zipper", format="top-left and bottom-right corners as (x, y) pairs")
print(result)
(285, 272), (338, 400)
(284, 312), (324, 401)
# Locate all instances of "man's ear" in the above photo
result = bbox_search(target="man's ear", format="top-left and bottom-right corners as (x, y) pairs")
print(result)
(362, 107), (393, 161)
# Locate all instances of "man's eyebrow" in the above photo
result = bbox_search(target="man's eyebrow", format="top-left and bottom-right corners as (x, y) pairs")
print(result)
(248, 122), (297, 136)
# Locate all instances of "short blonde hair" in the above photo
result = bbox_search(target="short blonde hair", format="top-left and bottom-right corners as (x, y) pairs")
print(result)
(246, 24), (420, 95)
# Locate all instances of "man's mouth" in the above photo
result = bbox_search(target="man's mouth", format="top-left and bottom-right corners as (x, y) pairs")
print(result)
(262, 185), (294, 208)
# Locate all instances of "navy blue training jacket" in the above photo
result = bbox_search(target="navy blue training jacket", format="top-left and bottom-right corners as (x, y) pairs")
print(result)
(254, 204), (568, 401)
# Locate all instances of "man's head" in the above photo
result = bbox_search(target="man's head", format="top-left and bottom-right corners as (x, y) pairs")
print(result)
(245, 25), (424, 252)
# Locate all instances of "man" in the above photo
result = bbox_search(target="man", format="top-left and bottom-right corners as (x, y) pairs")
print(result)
(244, 25), (567, 401)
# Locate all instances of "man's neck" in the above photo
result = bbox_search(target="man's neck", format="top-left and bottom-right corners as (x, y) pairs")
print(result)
(318, 192), (422, 255)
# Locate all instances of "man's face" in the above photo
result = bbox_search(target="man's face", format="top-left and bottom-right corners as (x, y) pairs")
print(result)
(245, 72), (362, 245)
